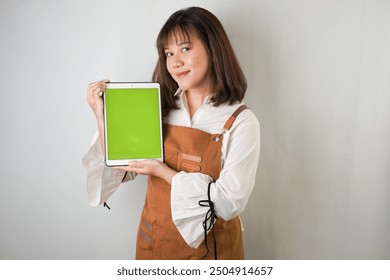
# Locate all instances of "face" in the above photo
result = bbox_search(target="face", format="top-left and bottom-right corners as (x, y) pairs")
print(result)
(164, 30), (214, 95)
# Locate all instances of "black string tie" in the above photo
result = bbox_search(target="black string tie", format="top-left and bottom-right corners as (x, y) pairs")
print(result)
(121, 171), (128, 182)
(198, 182), (218, 260)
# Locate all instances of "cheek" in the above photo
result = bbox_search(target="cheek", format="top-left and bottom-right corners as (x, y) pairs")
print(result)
(192, 53), (208, 72)
(194, 59), (209, 77)
(166, 61), (174, 77)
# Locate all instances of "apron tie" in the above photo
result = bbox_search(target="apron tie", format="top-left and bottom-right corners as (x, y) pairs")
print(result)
(198, 182), (218, 260)
(122, 171), (128, 182)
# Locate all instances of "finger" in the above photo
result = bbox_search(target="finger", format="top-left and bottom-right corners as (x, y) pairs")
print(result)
(128, 162), (150, 174)
(87, 84), (100, 95)
(87, 85), (105, 98)
(113, 166), (132, 172)
(113, 166), (139, 174)
(93, 87), (103, 96)
(87, 79), (109, 92)
(88, 79), (109, 86)
(86, 89), (99, 101)
(128, 161), (147, 169)
(126, 165), (141, 172)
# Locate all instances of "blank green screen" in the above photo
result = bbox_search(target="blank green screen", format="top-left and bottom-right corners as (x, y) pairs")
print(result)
(105, 88), (162, 160)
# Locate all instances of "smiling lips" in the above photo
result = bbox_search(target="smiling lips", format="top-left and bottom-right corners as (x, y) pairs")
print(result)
(175, 70), (190, 78)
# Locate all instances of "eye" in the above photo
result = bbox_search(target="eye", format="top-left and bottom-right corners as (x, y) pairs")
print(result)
(182, 47), (189, 53)
(165, 51), (173, 57)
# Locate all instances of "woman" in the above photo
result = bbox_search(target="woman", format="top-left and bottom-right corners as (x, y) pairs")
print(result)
(83, 6), (260, 260)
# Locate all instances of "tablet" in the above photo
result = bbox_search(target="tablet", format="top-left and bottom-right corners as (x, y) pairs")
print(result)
(103, 82), (163, 166)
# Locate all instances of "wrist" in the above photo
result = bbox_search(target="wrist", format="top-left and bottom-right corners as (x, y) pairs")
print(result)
(96, 115), (104, 126)
(159, 163), (177, 185)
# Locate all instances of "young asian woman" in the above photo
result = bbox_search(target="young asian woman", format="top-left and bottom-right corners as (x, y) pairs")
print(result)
(83, 6), (260, 260)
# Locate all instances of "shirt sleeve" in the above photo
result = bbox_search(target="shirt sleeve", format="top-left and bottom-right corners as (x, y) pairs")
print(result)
(82, 132), (136, 206)
(171, 110), (261, 248)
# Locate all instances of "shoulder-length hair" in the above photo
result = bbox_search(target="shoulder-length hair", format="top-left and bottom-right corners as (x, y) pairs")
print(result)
(152, 6), (247, 117)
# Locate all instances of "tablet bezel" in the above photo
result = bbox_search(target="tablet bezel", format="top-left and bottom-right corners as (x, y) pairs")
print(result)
(103, 82), (163, 166)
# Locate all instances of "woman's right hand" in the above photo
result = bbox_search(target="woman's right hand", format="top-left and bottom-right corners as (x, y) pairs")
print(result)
(86, 79), (110, 120)
(86, 79), (110, 153)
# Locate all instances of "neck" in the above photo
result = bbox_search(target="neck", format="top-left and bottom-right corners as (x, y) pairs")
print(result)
(185, 90), (209, 119)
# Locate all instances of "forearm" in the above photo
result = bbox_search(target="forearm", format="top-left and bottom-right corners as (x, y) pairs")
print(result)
(86, 79), (109, 154)
(158, 163), (178, 185)
(97, 119), (105, 154)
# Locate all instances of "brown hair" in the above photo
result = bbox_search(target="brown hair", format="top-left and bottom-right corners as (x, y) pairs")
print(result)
(152, 6), (247, 117)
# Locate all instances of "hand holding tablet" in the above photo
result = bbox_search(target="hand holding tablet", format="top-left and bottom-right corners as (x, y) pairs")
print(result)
(103, 82), (164, 166)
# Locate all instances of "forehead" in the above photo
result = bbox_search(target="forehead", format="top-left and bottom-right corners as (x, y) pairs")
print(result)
(164, 27), (197, 47)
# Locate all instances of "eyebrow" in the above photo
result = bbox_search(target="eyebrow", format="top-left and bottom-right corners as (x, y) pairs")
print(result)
(164, 41), (190, 50)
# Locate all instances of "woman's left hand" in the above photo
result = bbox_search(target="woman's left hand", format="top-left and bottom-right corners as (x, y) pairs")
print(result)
(114, 159), (177, 184)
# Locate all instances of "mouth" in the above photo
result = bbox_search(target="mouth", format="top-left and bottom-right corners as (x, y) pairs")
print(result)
(175, 70), (190, 78)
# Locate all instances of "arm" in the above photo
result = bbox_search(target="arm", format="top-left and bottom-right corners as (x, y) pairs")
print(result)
(171, 110), (261, 247)
(114, 159), (178, 185)
(83, 79), (137, 206)
(86, 79), (109, 152)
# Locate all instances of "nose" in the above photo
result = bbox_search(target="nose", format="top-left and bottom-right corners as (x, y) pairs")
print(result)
(171, 54), (183, 68)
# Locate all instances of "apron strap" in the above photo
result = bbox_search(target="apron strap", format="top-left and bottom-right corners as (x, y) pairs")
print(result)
(222, 104), (249, 132)
(213, 105), (249, 143)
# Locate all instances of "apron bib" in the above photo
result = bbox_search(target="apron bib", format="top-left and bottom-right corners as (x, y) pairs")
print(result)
(135, 105), (248, 260)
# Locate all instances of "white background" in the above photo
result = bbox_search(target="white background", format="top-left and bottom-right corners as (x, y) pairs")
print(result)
(0, 0), (389, 259)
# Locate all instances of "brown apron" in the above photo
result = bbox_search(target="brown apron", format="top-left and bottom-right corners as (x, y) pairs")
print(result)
(135, 105), (248, 260)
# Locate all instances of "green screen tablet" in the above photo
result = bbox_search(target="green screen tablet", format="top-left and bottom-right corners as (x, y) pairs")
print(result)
(103, 82), (163, 166)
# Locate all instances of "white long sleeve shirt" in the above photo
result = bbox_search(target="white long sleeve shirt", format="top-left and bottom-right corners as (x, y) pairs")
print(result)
(82, 89), (260, 248)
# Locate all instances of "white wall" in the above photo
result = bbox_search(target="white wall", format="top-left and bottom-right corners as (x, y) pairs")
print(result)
(0, 0), (389, 259)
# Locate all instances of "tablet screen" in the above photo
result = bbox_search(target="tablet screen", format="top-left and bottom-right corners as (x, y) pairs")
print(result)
(103, 82), (163, 166)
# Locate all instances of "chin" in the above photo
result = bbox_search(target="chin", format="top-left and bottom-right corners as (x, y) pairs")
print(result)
(176, 83), (190, 91)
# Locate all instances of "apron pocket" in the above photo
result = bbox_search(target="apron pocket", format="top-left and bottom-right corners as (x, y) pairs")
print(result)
(182, 162), (201, 172)
(155, 225), (201, 260)
(179, 152), (202, 173)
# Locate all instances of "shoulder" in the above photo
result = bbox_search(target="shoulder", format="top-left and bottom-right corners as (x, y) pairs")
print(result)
(210, 102), (259, 137)
(211, 102), (257, 120)
(223, 104), (260, 147)
(228, 103), (260, 130)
